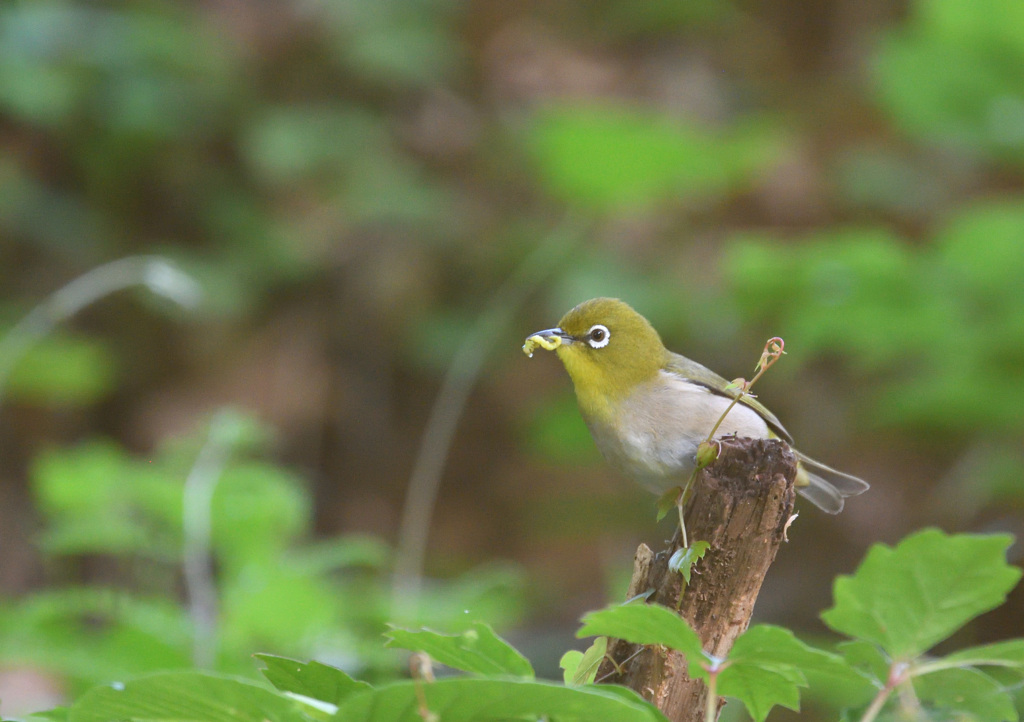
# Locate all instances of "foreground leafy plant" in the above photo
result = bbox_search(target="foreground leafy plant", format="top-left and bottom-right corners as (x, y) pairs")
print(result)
(578, 602), (858, 722)
(823, 529), (1023, 721)
(577, 528), (1024, 721)
(15, 528), (1023, 722)
(0, 413), (525, 697)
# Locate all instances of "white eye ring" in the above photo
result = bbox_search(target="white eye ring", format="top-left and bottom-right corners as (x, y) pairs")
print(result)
(586, 324), (610, 349)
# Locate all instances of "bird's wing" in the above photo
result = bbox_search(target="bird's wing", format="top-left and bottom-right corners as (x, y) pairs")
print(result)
(664, 352), (794, 444)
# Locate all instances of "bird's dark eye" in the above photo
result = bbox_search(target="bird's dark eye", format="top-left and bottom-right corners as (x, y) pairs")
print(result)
(586, 324), (610, 349)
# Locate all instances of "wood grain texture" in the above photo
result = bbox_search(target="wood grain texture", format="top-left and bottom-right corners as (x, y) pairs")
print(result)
(597, 436), (797, 722)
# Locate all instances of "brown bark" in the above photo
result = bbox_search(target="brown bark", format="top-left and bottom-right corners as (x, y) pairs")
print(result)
(597, 437), (797, 722)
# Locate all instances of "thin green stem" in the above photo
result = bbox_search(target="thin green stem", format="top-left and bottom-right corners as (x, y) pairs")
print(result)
(913, 657), (1024, 676)
(677, 494), (689, 549)
(677, 338), (784, 549)
(182, 412), (239, 668)
(705, 391), (745, 442)
(859, 661), (909, 722)
(703, 337), (783, 443)
(858, 685), (893, 722)
(704, 669), (719, 722)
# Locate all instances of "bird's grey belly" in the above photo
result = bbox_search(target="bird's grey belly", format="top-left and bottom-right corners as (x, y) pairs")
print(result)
(586, 418), (702, 493)
(584, 376), (770, 494)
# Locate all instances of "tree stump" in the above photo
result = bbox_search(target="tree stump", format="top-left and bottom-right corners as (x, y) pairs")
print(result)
(597, 436), (797, 722)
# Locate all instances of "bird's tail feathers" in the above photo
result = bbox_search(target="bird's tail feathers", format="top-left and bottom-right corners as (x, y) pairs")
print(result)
(794, 452), (870, 514)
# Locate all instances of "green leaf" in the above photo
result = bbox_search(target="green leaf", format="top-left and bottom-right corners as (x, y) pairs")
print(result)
(804, 641), (881, 710)
(668, 541), (710, 585)
(655, 486), (681, 522)
(728, 626), (850, 674)
(67, 672), (308, 722)
(560, 650), (584, 685)
(578, 603), (708, 677)
(719, 665), (801, 722)
(837, 640), (890, 685)
(384, 622), (534, 678)
(561, 637), (608, 685)
(23, 708), (69, 721)
(333, 677), (667, 722)
(256, 654), (372, 706)
(0, 588), (192, 687)
(944, 639), (1024, 669)
(718, 625), (869, 722)
(821, 529), (1021, 659)
(913, 667), (1018, 722)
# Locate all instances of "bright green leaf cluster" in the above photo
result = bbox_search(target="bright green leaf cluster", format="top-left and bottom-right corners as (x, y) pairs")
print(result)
(821, 529), (1024, 720)
(578, 602), (862, 721)
(19, 528), (1024, 722)
(575, 529), (1024, 721)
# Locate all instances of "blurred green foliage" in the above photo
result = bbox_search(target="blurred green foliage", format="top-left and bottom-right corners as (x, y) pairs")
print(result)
(1, 0), (1024, 717)
(21, 530), (1024, 722)
(529, 105), (784, 209)
(875, 0), (1024, 164)
(726, 198), (1024, 432)
(0, 330), (116, 404)
(0, 411), (524, 697)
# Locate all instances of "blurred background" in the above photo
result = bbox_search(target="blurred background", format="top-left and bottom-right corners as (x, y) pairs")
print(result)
(1, 0), (1023, 718)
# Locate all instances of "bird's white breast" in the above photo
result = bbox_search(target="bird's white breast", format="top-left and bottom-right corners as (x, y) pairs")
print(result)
(586, 370), (770, 493)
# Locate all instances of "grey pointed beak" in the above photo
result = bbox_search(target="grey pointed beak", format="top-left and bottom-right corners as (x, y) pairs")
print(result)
(522, 327), (574, 357)
(532, 328), (573, 343)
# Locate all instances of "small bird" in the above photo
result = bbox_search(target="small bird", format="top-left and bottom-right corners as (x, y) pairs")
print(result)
(523, 298), (868, 513)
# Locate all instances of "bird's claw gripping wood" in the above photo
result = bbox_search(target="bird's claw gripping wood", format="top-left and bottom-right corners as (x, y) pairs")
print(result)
(523, 333), (562, 358)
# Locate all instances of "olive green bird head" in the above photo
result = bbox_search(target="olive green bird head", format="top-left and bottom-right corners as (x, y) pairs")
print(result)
(524, 298), (669, 414)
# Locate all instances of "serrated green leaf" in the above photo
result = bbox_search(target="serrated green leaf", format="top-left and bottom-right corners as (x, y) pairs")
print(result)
(67, 671), (308, 722)
(384, 622), (534, 678)
(718, 625), (868, 722)
(821, 529), (1021, 659)
(561, 637), (608, 685)
(668, 541), (710, 585)
(719, 665), (801, 722)
(578, 603), (708, 677)
(914, 666), (1018, 722)
(256, 654), (371, 706)
(332, 677), (668, 722)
